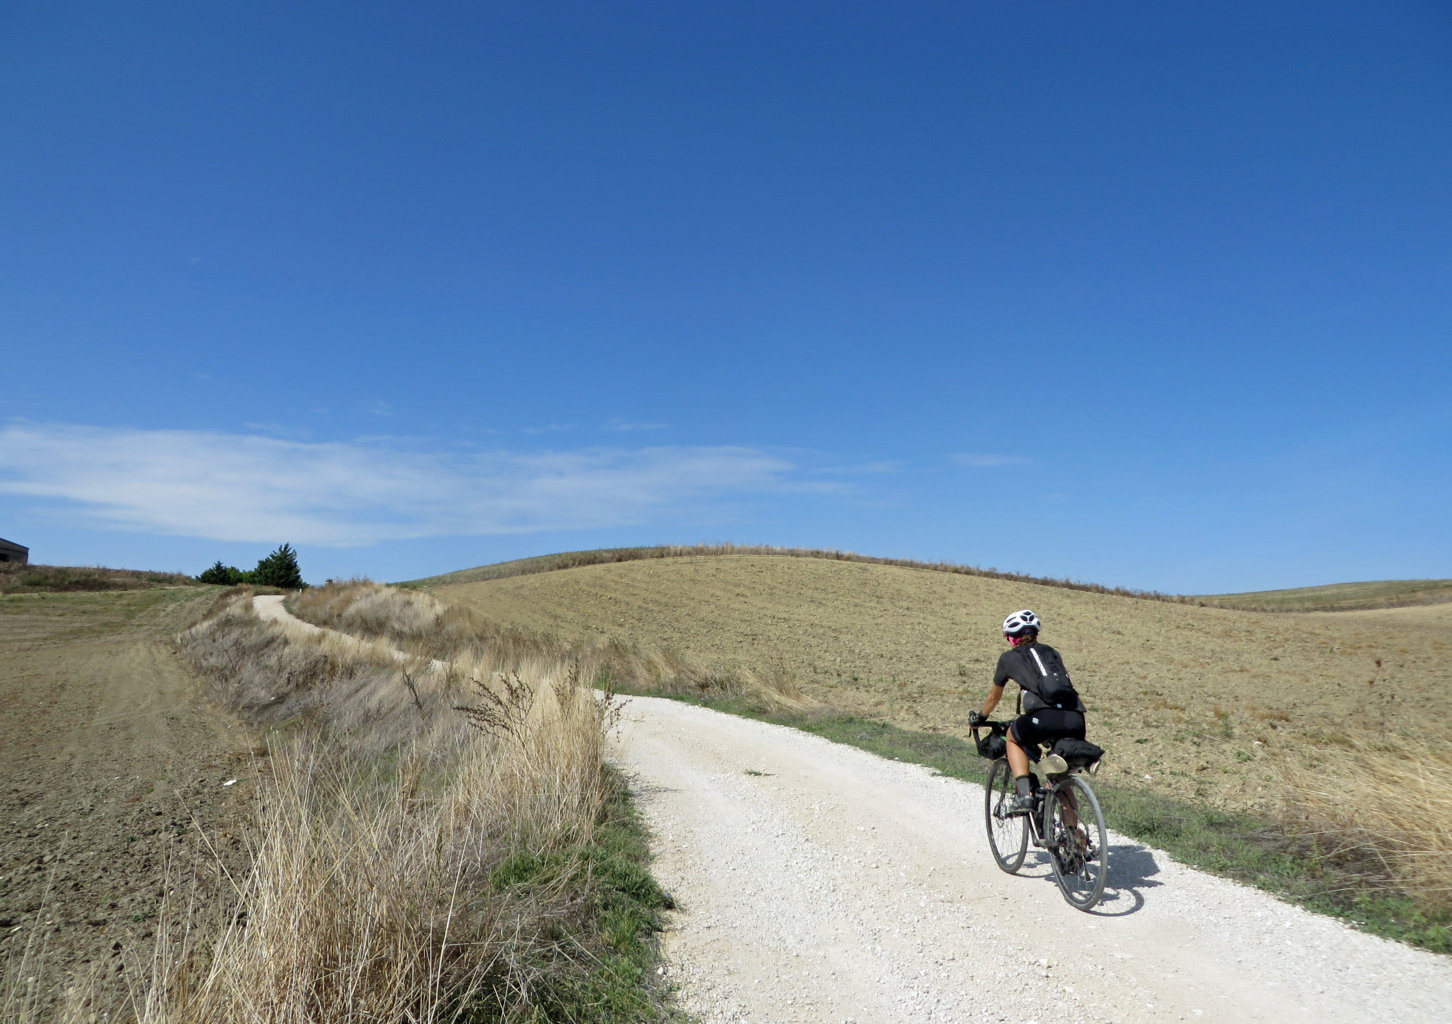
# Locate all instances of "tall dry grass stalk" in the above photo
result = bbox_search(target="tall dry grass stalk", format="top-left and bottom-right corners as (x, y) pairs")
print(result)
(1278, 734), (1452, 911)
(133, 585), (626, 1023)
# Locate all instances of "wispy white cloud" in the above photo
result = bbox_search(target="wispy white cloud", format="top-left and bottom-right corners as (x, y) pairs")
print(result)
(0, 422), (805, 547)
(951, 453), (1030, 468)
(814, 460), (902, 476)
(605, 417), (669, 432)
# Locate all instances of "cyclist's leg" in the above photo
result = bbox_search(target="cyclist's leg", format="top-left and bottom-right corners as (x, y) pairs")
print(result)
(1005, 719), (1034, 804)
(1005, 727), (1032, 777)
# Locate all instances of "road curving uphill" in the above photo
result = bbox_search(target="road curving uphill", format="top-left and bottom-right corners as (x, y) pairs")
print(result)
(610, 694), (1452, 1024)
(253, 592), (1451, 1023)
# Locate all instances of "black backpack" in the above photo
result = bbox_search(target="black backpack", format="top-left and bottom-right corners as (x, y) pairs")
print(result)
(1017, 643), (1078, 709)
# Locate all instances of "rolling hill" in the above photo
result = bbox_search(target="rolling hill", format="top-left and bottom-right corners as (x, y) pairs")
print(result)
(427, 550), (1452, 816)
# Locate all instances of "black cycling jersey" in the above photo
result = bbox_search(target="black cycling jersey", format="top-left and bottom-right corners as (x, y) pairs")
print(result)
(992, 642), (1086, 714)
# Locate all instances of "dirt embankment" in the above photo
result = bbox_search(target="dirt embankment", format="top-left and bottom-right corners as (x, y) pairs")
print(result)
(0, 588), (256, 1017)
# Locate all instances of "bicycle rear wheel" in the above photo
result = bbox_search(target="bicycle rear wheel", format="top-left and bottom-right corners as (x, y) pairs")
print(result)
(984, 757), (1028, 873)
(1045, 775), (1108, 910)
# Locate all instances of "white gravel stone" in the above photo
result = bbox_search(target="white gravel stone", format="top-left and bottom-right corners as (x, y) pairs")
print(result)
(611, 694), (1452, 1024)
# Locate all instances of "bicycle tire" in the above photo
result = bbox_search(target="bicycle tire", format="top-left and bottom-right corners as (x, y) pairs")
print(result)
(1045, 774), (1108, 910)
(984, 757), (1028, 873)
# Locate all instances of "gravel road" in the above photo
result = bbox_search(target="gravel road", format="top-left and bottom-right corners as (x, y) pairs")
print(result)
(610, 694), (1452, 1024)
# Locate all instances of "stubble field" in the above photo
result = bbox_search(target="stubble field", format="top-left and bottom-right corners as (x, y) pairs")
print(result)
(434, 553), (1452, 815)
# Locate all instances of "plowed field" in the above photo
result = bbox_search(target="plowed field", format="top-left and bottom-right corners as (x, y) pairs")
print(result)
(0, 587), (255, 1018)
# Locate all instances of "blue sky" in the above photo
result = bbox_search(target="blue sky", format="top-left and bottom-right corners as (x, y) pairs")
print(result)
(2, 2), (1448, 593)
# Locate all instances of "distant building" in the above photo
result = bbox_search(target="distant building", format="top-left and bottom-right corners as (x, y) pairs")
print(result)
(0, 538), (29, 565)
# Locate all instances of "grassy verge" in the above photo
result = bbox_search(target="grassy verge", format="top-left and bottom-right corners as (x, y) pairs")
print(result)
(95, 586), (687, 1024)
(483, 770), (680, 1023)
(643, 694), (1450, 953)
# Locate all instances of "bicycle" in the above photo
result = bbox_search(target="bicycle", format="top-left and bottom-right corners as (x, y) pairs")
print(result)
(971, 720), (1108, 910)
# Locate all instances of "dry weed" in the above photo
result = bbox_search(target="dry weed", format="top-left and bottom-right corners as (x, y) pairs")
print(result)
(293, 580), (808, 712)
(1277, 734), (1452, 910)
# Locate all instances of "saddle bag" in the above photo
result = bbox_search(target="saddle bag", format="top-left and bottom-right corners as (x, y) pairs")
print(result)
(1051, 737), (1104, 770)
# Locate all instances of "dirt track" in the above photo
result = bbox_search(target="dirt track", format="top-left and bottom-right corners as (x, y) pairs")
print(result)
(612, 694), (1452, 1023)
(0, 588), (255, 1017)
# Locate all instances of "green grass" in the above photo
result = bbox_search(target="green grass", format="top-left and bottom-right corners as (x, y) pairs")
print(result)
(476, 769), (684, 1024)
(642, 693), (1450, 953)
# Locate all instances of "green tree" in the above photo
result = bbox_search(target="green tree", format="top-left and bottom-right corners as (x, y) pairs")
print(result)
(197, 560), (245, 585)
(251, 543), (306, 589)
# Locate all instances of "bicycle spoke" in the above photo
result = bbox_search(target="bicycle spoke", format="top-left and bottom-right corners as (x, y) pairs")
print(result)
(1046, 775), (1108, 910)
(984, 758), (1028, 873)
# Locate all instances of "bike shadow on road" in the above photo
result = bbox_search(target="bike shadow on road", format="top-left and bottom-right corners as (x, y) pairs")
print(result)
(1086, 842), (1165, 917)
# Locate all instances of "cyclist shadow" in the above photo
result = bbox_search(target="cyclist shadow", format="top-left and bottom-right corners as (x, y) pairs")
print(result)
(1086, 842), (1164, 917)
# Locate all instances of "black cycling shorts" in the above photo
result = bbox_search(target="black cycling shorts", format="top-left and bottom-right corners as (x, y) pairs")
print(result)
(1010, 708), (1086, 750)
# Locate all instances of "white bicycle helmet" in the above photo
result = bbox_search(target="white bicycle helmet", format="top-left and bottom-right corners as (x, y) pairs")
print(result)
(1002, 609), (1041, 637)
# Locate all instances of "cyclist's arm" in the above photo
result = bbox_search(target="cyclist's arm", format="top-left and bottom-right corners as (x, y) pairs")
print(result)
(974, 652), (1018, 723)
(977, 683), (1007, 721)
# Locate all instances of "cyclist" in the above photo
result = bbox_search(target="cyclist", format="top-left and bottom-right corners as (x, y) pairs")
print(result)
(969, 609), (1087, 814)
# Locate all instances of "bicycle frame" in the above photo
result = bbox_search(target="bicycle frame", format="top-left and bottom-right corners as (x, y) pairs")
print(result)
(975, 720), (1108, 910)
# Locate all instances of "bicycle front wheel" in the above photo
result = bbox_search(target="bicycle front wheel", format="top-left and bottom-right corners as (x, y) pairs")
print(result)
(984, 757), (1028, 873)
(1045, 774), (1108, 909)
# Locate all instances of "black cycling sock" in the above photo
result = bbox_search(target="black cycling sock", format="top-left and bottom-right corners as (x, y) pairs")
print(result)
(1014, 775), (1032, 799)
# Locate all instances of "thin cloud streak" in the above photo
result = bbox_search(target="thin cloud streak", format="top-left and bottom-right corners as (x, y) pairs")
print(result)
(0, 422), (804, 547)
(951, 453), (1030, 468)
(605, 417), (669, 432)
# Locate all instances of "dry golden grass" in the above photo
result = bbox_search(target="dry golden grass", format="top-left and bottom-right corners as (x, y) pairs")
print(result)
(0, 562), (194, 594)
(294, 579), (808, 712)
(408, 542), (1183, 602)
(1279, 735), (1452, 912)
(1199, 578), (1452, 612)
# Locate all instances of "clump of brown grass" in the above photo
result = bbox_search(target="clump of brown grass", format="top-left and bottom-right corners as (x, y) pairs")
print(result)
(1277, 734), (1452, 911)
